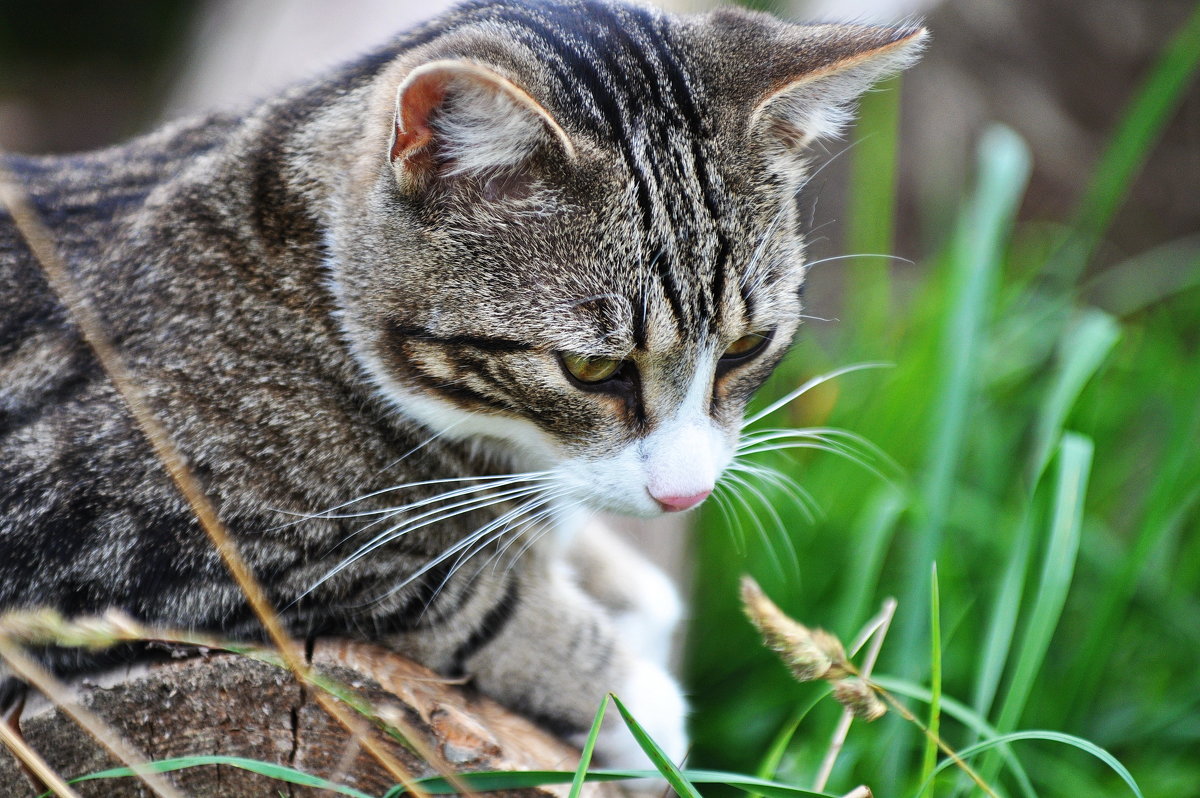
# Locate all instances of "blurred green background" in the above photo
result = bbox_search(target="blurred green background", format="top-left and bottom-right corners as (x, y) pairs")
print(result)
(1, 1), (1198, 796)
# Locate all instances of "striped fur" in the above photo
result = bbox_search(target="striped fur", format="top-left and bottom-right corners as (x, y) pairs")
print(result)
(0, 0), (924, 764)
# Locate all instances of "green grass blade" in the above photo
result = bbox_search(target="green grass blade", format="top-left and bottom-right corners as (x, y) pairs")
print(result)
(1028, 310), (1120, 485)
(384, 770), (631, 795)
(1085, 236), (1200, 316)
(751, 689), (831, 798)
(925, 731), (1143, 798)
(1067, 2), (1200, 271)
(833, 485), (907, 635)
(894, 123), (1032, 676)
(918, 563), (942, 796)
(970, 512), (1034, 724)
(388, 768), (835, 797)
(845, 75), (902, 345)
(981, 433), (1094, 784)
(60, 755), (376, 798)
(610, 692), (702, 798)
(1063, 355), (1200, 724)
(569, 694), (610, 798)
(871, 676), (1036, 797)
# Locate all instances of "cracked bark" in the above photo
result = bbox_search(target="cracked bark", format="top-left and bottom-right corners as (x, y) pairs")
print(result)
(0, 640), (621, 798)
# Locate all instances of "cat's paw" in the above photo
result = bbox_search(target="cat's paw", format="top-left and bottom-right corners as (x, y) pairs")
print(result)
(587, 658), (687, 771)
(566, 520), (683, 668)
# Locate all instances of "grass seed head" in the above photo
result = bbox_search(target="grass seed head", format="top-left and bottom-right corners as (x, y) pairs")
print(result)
(832, 677), (887, 721)
(740, 575), (851, 683)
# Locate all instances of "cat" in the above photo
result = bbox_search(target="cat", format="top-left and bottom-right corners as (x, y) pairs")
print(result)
(0, 0), (924, 769)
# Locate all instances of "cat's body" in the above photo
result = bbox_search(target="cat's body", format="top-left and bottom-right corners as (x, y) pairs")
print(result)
(0, 0), (923, 765)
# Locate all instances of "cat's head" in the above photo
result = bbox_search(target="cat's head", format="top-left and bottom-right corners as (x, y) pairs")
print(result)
(327, 0), (925, 518)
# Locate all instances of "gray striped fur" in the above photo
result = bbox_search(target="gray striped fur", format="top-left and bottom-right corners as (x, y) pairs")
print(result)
(0, 0), (924, 764)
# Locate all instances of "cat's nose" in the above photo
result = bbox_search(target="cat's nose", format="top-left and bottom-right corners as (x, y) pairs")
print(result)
(651, 489), (712, 513)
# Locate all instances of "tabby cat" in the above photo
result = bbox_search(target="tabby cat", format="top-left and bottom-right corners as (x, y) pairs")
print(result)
(0, 0), (924, 766)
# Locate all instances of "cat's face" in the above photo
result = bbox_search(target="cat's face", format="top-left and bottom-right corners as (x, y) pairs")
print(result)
(327, 2), (924, 518)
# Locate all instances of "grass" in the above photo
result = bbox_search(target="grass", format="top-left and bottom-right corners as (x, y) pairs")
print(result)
(683, 5), (1200, 796)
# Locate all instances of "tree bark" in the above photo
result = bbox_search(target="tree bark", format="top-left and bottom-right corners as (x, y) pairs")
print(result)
(0, 640), (621, 797)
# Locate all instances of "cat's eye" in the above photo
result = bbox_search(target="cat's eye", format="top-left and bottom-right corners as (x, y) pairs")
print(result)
(560, 353), (623, 384)
(721, 331), (772, 363)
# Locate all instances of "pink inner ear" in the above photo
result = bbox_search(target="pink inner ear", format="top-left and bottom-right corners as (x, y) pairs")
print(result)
(391, 76), (446, 163)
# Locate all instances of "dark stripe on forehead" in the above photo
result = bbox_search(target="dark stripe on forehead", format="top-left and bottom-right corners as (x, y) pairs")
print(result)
(644, 14), (734, 328)
(652, 248), (686, 332)
(490, 4), (657, 236)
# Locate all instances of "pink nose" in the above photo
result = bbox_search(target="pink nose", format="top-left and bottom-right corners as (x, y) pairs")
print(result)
(652, 489), (712, 513)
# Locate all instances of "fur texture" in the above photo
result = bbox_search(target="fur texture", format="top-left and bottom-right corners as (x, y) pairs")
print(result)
(0, 0), (924, 765)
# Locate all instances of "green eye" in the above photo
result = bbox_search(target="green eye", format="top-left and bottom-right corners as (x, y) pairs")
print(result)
(561, 353), (622, 384)
(722, 332), (771, 361)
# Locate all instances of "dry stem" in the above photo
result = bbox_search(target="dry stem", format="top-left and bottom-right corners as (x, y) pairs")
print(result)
(0, 163), (471, 798)
(0, 712), (81, 798)
(814, 598), (897, 792)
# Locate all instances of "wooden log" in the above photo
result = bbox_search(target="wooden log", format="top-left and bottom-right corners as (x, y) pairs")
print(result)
(0, 640), (622, 797)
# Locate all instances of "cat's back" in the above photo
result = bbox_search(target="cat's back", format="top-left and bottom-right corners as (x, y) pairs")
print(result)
(0, 115), (238, 438)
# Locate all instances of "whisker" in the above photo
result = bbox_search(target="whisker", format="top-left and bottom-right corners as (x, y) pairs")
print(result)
(737, 440), (895, 485)
(306, 472), (557, 524)
(708, 485), (746, 555)
(806, 253), (914, 269)
(376, 414), (474, 475)
(737, 427), (901, 477)
(727, 461), (820, 525)
(488, 498), (581, 584)
(444, 488), (574, 590)
(718, 472), (785, 579)
(743, 362), (893, 427)
(368, 494), (553, 609)
(311, 473), (562, 559)
(268, 470), (553, 529)
(722, 470), (798, 580)
(296, 482), (550, 602)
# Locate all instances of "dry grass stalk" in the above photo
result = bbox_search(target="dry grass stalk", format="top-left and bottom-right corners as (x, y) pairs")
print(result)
(740, 576), (1000, 798)
(815, 598), (897, 791)
(0, 164), (474, 798)
(0, 635), (184, 798)
(0, 710), (82, 798)
(838, 787), (872, 798)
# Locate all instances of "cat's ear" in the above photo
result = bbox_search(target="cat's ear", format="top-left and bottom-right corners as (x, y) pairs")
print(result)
(389, 60), (575, 193)
(749, 24), (928, 149)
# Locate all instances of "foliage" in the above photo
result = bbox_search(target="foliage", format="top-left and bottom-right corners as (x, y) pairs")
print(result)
(684, 5), (1200, 796)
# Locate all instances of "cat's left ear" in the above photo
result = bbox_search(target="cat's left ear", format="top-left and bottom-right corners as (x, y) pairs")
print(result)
(749, 23), (928, 148)
(389, 60), (575, 193)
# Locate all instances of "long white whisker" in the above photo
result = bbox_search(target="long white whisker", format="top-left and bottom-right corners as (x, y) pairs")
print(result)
(708, 485), (745, 555)
(487, 499), (579, 585)
(376, 414), (473, 475)
(719, 472), (784, 578)
(268, 470), (553, 529)
(370, 495), (550, 609)
(303, 472), (558, 524)
(737, 428), (902, 480)
(298, 482), (550, 601)
(383, 489), (571, 607)
(723, 470), (798, 578)
(727, 461), (820, 525)
(806, 253), (914, 269)
(743, 362), (893, 427)
(442, 488), (573, 591)
(737, 441), (895, 485)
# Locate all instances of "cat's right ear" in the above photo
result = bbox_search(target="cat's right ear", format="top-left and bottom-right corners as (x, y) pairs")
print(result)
(389, 60), (575, 194)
